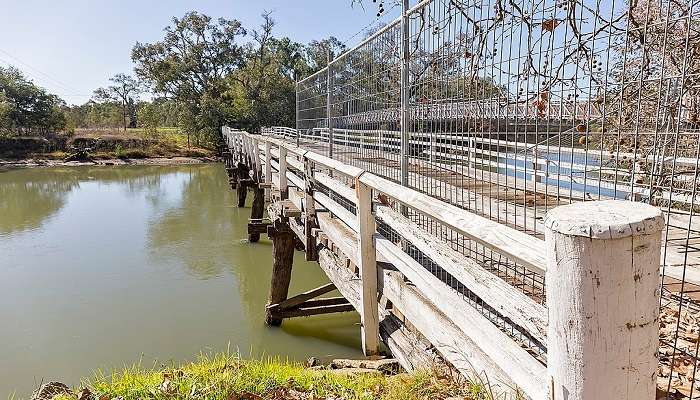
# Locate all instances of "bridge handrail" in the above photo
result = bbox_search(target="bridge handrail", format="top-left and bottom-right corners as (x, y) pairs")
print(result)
(222, 126), (664, 400)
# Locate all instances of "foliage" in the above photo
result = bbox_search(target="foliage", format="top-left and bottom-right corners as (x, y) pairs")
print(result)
(93, 74), (143, 131)
(2, 11), (349, 145)
(227, 13), (301, 131)
(136, 102), (163, 138)
(132, 10), (345, 147)
(132, 11), (247, 147)
(64, 101), (123, 129)
(0, 66), (66, 136)
(56, 353), (488, 400)
(303, 37), (346, 72)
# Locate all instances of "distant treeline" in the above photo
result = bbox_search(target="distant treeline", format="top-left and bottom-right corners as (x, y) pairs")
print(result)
(0, 11), (346, 147)
(63, 99), (180, 131)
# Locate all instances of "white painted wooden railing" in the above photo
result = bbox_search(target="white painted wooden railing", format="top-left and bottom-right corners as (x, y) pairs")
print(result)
(222, 127), (664, 400)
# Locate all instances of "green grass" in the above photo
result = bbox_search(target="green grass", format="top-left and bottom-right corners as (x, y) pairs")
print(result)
(53, 353), (489, 400)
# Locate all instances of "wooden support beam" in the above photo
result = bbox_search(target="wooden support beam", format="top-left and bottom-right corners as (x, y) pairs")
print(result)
(304, 157), (319, 261)
(248, 186), (266, 242)
(268, 303), (355, 319)
(356, 180), (380, 356)
(247, 221), (270, 235)
(236, 163), (251, 207)
(227, 166), (239, 189)
(252, 137), (262, 182)
(317, 248), (437, 372)
(265, 202), (296, 326)
(267, 282), (337, 311)
(296, 296), (348, 308)
(280, 199), (302, 218)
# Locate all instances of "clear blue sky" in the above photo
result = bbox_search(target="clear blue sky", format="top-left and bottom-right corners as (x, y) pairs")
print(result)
(0, 0), (403, 105)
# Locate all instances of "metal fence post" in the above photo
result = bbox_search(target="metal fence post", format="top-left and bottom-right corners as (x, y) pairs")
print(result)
(545, 200), (664, 400)
(327, 50), (334, 159)
(295, 82), (300, 147)
(399, 0), (410, 187)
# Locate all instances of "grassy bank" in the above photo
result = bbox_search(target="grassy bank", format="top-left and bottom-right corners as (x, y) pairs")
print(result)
(51, 354), (491, 400)
(0, 128), (215, 162)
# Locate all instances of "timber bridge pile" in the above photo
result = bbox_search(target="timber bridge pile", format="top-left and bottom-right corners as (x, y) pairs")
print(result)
(222, 127), (665, 400)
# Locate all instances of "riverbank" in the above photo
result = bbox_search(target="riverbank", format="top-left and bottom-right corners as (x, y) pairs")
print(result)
(0, 156), (219, 170)
(0, 128), (218, 170)
(41, 354), (484, 400)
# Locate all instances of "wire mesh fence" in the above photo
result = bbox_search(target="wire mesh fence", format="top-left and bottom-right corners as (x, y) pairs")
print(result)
(292, 0), (700, 397)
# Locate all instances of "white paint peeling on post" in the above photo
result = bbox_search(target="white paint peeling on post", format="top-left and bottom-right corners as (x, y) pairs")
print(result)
(265, 142), (272, 202)
(544, 200), (664, 400)
(279, 146), (288, 200)
(356, 179), (380, 356)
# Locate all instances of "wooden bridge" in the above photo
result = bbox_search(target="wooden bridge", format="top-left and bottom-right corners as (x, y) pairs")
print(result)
(220, 127), (666, 400)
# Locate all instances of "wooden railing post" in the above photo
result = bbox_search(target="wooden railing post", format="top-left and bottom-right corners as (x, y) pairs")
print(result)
(356, 179), (380, 356)
(253, 138), (262, 181)
(238, 131), (244, 164)
(279, 146), (288, 200)
(544, 200), (664, 400)
(303, 156), (318, 261)
(265, 142), (272, 202)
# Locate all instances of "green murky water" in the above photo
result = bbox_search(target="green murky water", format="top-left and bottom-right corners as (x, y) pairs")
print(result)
(0, 163), (361, 397)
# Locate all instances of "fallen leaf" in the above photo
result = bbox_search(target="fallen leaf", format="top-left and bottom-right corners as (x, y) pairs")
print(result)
(159, 378), (174, 394)
(542, 19), (559, 32)
(77, 388), (92, 400)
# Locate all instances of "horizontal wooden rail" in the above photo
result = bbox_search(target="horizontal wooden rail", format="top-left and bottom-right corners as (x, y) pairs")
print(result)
(223, 127), (665, 400)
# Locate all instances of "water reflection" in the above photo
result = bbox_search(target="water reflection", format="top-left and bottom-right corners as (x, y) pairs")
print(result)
(145, 165), (357, 334)
(0, 172), (75, 235)
(0, 164), (361, 398)
(147, 165), (240, 279)
(0, 166), (185, 235)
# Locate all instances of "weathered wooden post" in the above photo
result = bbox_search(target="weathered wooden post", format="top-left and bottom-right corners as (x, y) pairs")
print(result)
(303, 156), (318, 261)
(544, 200), (664, 400)
(249, 186), (266, 242)
(356, 178), (380, 356)
(265, 142), (272, 202)
(235, 162), (249, 207)
(265, 202), (296, 326)
(279, 146), (288, 200)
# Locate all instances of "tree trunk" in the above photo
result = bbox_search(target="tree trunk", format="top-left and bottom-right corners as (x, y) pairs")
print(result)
(122, 99), (127, 132)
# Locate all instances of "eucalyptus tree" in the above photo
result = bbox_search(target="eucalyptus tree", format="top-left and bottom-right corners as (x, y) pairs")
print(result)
(131, 12), (247, 146)
(0, 65), (66, 135)
(93, 74), (142, 131)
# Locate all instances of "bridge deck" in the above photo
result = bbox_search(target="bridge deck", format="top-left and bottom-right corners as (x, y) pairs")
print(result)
(222, 128), (700, 399)
(291, 135), (700, 303)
